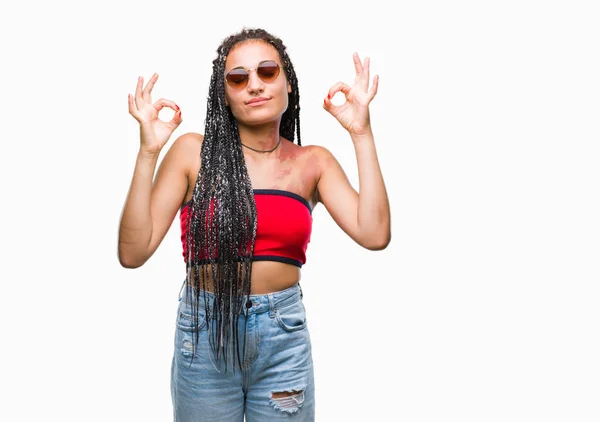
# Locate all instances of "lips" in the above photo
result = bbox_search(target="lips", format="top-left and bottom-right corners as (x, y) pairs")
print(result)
(247, 97), (270, 106)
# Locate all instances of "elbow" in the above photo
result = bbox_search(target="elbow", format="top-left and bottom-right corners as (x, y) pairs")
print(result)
(362, 232), (391, 251)
(118, 254), (143, 269)
(365, 239), (390, 251)
(119, 257), (142, 269)
(358, 213), (391, 251)
(117, 246), (148, 269)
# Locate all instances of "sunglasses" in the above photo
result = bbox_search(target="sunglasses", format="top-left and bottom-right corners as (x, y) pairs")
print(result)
(225, 60), (283, 89)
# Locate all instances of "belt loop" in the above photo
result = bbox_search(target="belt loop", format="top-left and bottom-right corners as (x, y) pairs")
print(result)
(298, 282), (303, 299)
(268, 293), (276, 315)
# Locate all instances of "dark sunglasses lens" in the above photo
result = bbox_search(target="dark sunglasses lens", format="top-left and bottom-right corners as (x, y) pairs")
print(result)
(257, 61), (280, 81)
(226, 69), (248, 86)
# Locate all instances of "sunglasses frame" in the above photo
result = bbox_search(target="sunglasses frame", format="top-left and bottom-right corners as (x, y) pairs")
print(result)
(224, 60), (284, 89)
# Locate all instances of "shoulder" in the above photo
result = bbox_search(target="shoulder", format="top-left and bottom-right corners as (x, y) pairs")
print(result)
(306, 145), (350, 204)
(163, 132), (204, 174)
(299, 144), (338, 175)
(170, 131), (204, 151)
(283, 142), (340, 180)
(305, 144), (334, 159)
(281, 141), (337, 181)
(287, 143), (340, 205)
(285, 141), (334, 164)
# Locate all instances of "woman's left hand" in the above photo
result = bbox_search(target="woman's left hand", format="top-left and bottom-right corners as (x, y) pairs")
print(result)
(323, 52), (379, 137)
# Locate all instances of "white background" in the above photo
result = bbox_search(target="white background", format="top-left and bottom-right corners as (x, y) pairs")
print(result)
(1, 0), (599, 421)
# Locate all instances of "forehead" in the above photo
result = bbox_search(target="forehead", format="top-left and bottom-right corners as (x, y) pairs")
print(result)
(225, 41), (281, 71)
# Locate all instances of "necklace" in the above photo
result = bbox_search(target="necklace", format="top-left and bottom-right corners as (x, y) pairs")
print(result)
(241, 137), (281, 153)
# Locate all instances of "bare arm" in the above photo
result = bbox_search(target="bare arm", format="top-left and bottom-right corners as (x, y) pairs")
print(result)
(319, 53), (390, 250)
(316, 133), (390, 250)
(117, 149), (160, 268)
(118, 133), (198, 268)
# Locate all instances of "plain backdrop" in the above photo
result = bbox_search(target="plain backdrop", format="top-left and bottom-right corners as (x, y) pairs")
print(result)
(1, 0), (599, 421)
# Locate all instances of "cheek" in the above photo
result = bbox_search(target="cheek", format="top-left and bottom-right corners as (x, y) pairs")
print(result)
(279, 86), (290, 107)
(224, 84), (243, 107)
(226, 92), (244, 113)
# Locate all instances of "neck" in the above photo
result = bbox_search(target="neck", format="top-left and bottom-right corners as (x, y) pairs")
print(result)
(237, 121), (281, 152)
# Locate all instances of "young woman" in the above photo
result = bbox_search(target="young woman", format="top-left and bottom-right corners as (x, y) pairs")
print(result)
(119, 27), (390, 421)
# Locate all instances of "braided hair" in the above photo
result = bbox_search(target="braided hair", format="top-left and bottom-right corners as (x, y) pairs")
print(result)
(184, 28), (302, 373)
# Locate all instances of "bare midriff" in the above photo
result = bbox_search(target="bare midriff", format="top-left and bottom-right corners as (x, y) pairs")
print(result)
(185, 260), (301, 294)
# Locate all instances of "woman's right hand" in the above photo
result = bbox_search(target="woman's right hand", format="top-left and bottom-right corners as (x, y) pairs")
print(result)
(128, 73), (182, 156)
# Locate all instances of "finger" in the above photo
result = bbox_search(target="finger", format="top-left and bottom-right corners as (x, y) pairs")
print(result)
(169, 107), (183, 126)
(324, 82), (352, 112)
(323, 95), (333, 112)
(362, 57), (370, 90)
(326, 82), (352, 99)
(134, 76), (144, 109)
(153, 98), (181, 118)
(322, 95), (337, 114)
(368, 74), (379, 100)
(128, 93), (141, 121)
(143, 73), (158, 102)
(353, 52), (363, 75)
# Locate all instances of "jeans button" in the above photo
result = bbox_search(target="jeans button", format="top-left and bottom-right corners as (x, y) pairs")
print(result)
(246, 300), (252, 308)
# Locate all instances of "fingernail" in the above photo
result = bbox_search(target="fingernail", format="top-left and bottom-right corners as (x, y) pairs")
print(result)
(323, 99), (326, 105)
(327, 94), (331, 99)
(175, 105), (180, 110)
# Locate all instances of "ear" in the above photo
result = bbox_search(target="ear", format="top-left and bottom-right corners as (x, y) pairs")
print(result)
(287, 82), (292, 94)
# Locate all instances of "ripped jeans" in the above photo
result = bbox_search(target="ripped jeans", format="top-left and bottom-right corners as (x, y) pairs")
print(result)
(170, 280), (315, 421)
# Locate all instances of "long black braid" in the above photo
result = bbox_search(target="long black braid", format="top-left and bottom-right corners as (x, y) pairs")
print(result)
(184, 28), (302, 373)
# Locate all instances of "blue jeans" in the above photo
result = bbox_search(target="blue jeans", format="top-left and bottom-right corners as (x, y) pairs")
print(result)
(170, 280), (315, 421)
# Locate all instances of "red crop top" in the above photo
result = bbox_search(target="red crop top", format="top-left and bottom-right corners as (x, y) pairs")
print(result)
(179, 189), (312, 267)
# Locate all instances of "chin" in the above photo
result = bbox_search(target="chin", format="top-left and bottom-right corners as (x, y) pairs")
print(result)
(239, 106), (288, 126)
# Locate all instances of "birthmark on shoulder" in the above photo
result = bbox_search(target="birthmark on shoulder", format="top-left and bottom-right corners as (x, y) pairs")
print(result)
(278, 150), (298, 163)
(275, 167), (292, 180)
(277, 141), (299, 163)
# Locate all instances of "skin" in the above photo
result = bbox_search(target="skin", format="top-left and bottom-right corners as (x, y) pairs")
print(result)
(119, 40), (391, 296)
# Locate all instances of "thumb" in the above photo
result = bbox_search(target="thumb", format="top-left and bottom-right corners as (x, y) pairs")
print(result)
(323, 95), (334, 113)
(168, 108), (183, 127)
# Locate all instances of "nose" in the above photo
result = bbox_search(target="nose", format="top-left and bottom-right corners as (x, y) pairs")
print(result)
(246, 69), (264, 94)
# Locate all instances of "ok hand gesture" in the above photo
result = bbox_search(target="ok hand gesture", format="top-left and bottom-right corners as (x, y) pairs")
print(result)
(128, 73), (182, 156)
(323, 53), (379, 137)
